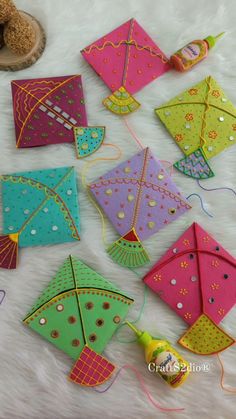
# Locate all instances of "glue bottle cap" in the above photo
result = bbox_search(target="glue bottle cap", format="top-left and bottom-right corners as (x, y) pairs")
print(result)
(125, 321), (153, 347)
(204, 32), (225, 49)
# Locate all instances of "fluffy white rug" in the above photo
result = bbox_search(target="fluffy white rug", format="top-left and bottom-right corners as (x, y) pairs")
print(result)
(0, 0), (236, 418)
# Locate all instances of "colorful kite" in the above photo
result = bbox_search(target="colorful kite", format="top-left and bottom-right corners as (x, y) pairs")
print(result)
(155, 76), (236, 179)
(0, 166), (80, 269)
(144, 222), (236, 355)
(81, 18), (170, 115)
(11, 75), (105, 158)
(89, 147), (191, 268)
(23, 256), (134, 386)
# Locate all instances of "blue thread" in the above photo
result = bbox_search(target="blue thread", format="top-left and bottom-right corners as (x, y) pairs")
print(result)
(186, 193), (213, 218)
(197, 179), (236, 196)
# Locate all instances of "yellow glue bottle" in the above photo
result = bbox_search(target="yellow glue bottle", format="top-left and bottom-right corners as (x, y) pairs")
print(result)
(126, 321), (189, 388)
(170, 33), (224, 72)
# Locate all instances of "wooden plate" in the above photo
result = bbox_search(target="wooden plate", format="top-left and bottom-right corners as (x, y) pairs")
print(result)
(0, 11), (46, 71)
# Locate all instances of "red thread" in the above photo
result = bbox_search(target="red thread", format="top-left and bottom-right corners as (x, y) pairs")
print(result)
(93, 364), (184, 412)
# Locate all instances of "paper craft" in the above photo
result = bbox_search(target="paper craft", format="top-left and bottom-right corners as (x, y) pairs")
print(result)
(155, 76), (236, 179)
(23, 255), (134, 386)
(81, 18), (170, 114)
(11, 75), (105, 158)
(0, 166), (80, 269)
(144, 222), (236, 355)
(89, 147), (191, 268)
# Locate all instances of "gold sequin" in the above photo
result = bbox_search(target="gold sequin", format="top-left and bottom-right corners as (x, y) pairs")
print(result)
(81, 143), (88, 150)
(91, 131), (98, 138)
(127, 194), (135, 202)
(117, 211), (125, 219)
(77, 128), (84, 135)
(113, 315), (121, 324)
(105, 189), (112, 196)
(148, 221), (156, 229)
(148, 200), (157, 207)
(168, 208), (176, 215)
(124, 167), (131, 173)
(157, 174), (164, 180)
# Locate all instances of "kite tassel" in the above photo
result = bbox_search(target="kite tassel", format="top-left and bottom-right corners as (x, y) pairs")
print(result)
(178, 314), (235, 355)
(107, 229), (150, 268)
(103, 86), (141, 115)
(174, 148), (215, 180)
(0, 233), (19, 269)
(74, 126), (105, 159)
(68, 346), (116, 387)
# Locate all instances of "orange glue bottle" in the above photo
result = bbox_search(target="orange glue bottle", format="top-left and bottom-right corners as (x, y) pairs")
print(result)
(125, 321), (189, 388)
(170, 32), (224, 72)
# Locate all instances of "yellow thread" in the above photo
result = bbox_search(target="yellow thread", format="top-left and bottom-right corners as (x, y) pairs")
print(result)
(82, 39), (169, 63)
(156, 102), (236, 119)
(123, 20), (134, 87)
(199, 76), (212, 148)
(13, 83), (75, 129)
(131, 148), (149, 229)
(81, 143), (122, 247)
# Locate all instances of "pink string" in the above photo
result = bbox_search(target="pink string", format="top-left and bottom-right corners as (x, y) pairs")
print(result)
(93, 364), (184, 412)
(197, 180), (236, 196)
(160, 160), (174, 176)
(186, 193), (213, 218)
(122, 118), (175, 178)
(123, 117), (145, 150)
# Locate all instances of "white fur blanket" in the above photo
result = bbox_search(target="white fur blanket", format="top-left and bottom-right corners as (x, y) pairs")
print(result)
(0, 0), (235, 418)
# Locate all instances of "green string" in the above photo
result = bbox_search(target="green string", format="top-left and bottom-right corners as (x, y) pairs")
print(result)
(115, 268), (148, 344)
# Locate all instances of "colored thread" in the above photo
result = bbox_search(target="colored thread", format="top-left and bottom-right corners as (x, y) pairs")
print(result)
(123, 117), (145, 150)
(122, 118), (174, 178)
(93, 364), (184, 412)
(160, 160), (174, 176)
(217, 352), (236, 393)
(122, 19), (134, 87)
(0, 290), (6, 305)
(115, 284), (148, 344)
(199, 76), (211, 148)
(81, 143), (122, 247)
(82, 40), (169, 63)
(197, 179), (236, 197)
(186, 193), (213, 218)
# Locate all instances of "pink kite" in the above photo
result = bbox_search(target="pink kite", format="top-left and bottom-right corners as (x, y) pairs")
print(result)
(144, 222), (236, 355)
(81, 18), (170, 114)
